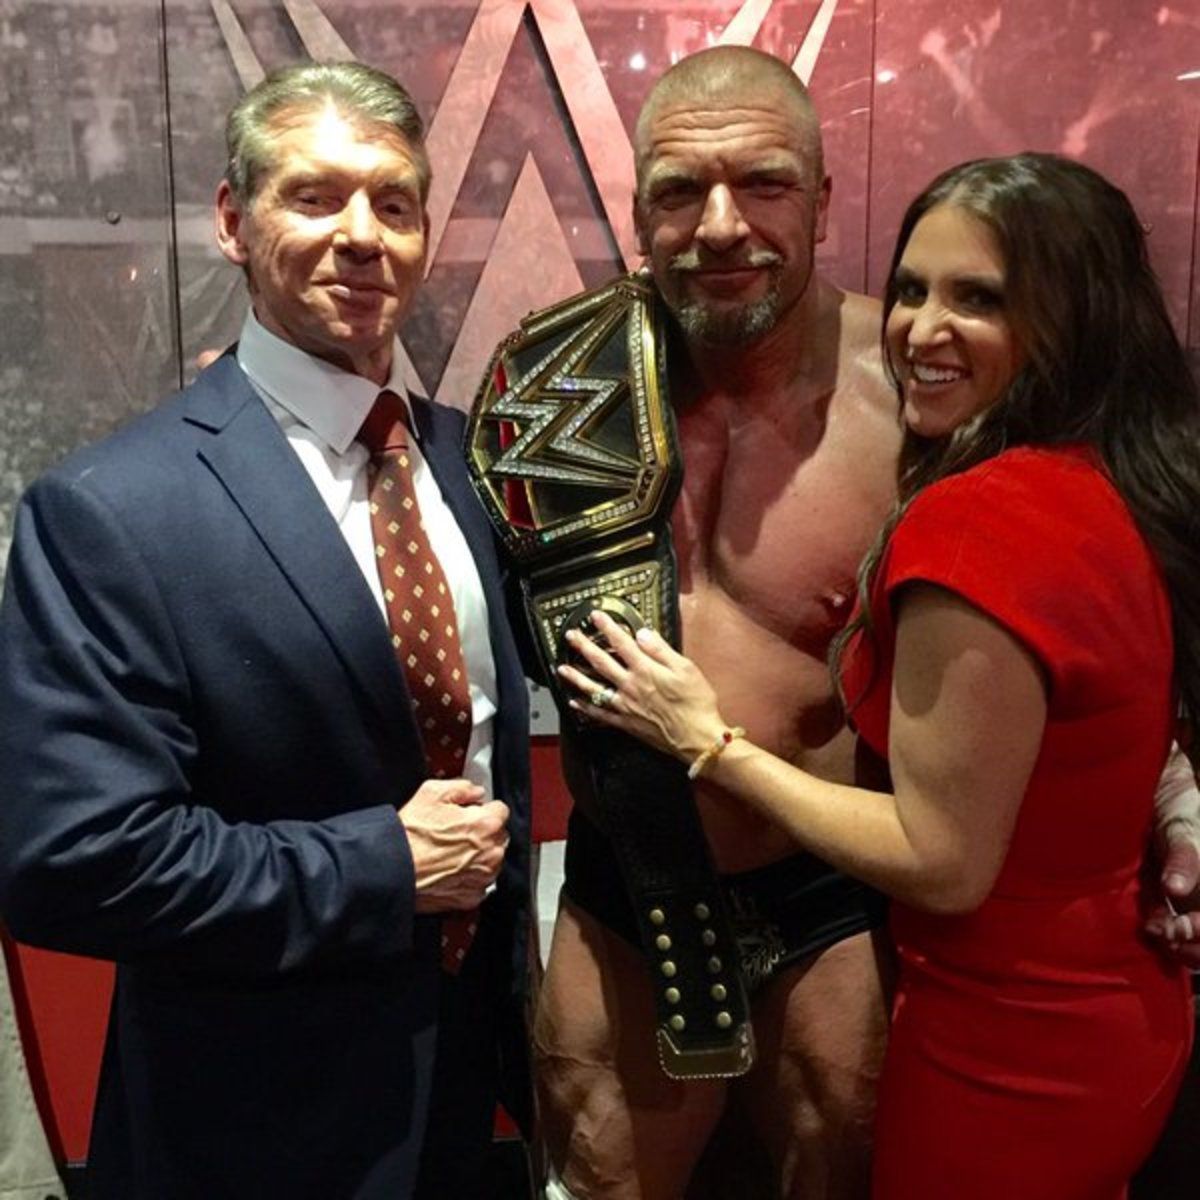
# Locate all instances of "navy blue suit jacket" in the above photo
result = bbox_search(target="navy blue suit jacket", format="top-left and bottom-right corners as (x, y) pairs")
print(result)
(0, 354), (531, 1198)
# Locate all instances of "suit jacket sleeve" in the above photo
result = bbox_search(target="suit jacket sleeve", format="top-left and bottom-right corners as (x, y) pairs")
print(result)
(0, 471), (416, 976)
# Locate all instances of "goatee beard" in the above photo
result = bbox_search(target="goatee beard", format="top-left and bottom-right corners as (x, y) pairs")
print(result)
(672, 284), (784, 347)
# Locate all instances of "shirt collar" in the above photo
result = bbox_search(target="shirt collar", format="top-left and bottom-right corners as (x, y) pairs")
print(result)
(235, 310), (416, 455)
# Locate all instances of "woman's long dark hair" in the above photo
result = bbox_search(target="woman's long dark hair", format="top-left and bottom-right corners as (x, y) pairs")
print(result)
(835, 153), (1200, 749)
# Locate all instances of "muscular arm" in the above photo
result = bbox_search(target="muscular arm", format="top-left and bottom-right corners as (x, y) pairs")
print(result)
(563, 591), (1046, 912)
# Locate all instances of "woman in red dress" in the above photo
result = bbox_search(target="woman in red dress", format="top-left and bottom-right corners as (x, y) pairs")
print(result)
(558, 154), (1200, 1198)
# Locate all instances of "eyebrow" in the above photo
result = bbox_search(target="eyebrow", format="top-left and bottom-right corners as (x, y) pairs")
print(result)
(738, 161), (803, 181)
(893, 265), (1005, 289)
(280, 171), (421, 194)
(953, 272), (1006, 292)
(642, 167), (700, 195)
(375, 177), (422, 193)
(643, 159), (803, 196)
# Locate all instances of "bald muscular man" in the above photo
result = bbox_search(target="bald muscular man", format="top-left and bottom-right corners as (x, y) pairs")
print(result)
(531, 47), (898, 1200)
(496, 45), (1199, 1200)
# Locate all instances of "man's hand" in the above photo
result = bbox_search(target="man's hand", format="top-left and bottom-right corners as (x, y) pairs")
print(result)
(1144, 742), (1200, 967)
(398, 779), (509, 913)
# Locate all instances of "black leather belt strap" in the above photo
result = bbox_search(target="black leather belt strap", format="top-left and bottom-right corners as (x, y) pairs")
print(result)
(467, 271), (754, 1077)
(578, 729), (754, 1076)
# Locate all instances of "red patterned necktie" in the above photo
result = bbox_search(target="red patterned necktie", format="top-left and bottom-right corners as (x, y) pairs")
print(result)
(359, 389), (479, 974)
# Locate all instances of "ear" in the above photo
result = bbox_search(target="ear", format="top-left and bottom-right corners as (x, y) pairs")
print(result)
(813, 175), (832, 246)
(214, 180), (250, 267)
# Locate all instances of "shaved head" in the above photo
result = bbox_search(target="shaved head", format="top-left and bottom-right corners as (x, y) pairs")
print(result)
(634, 46), (824, 196)
(630, 46), (830, 347)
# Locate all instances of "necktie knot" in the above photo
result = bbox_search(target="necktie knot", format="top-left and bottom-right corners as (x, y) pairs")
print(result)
(358, 389), (410, 456)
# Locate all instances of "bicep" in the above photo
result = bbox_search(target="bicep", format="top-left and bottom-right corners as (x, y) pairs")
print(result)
(887, 583), (1047, 909)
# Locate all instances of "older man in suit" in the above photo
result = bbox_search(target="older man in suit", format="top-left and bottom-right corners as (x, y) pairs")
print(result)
(0, 61), (530, 1200)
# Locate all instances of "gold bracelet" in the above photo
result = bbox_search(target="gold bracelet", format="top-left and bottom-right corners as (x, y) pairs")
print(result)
(687, 726), (746, 780)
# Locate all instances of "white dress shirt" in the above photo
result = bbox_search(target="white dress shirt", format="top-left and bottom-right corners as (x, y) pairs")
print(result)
(236, 312), (498, 794)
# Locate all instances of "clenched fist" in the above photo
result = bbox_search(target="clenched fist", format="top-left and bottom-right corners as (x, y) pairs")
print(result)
(398, 778), (510, 913)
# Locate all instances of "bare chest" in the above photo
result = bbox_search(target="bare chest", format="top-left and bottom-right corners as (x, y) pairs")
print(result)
(672, 392), (897, 656)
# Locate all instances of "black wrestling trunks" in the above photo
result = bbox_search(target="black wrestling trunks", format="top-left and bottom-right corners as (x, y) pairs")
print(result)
(564, 808), (887, 992)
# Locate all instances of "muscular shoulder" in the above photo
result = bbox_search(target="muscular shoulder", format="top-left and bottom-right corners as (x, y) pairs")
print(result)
(815, 279), (894, 425)
(833, 285), (885, 366)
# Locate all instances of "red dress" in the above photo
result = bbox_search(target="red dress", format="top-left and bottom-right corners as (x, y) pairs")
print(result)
(841, 446), (1192, 1200)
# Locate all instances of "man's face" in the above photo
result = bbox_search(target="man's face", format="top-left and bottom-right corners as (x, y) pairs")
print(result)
(633, 86), (829, 348)
(216, 103), (428, 383)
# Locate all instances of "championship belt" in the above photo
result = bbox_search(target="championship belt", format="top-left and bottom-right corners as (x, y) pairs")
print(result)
(467, 269), (754, 1079)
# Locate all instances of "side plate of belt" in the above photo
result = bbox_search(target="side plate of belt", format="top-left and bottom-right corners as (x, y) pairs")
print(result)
(467, 268), (754, 1078)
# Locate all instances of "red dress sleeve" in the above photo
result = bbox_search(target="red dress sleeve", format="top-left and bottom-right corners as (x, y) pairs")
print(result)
(844, 446), (1173, 755)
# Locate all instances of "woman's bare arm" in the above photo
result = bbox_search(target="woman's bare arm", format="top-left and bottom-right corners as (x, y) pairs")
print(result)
(560, 588), (1046, 913)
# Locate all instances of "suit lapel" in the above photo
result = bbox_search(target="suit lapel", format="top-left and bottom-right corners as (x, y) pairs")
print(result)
(185, 359), (417, 742)
(413, 397), (527, 738)
(411, 399), (500, 595)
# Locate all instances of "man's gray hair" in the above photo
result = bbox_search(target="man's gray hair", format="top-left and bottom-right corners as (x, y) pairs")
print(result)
(224, 61), (430, 206)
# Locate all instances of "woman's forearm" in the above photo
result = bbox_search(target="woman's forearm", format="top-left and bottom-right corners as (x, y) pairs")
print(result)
(705, 739), (979, 912)
(560, 595), (1043, 915)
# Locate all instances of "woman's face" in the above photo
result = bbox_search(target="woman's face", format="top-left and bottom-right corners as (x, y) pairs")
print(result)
(885, 203), (1023, 438)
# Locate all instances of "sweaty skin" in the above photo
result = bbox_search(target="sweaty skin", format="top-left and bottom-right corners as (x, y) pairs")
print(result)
(534, 50), (902, 1200)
